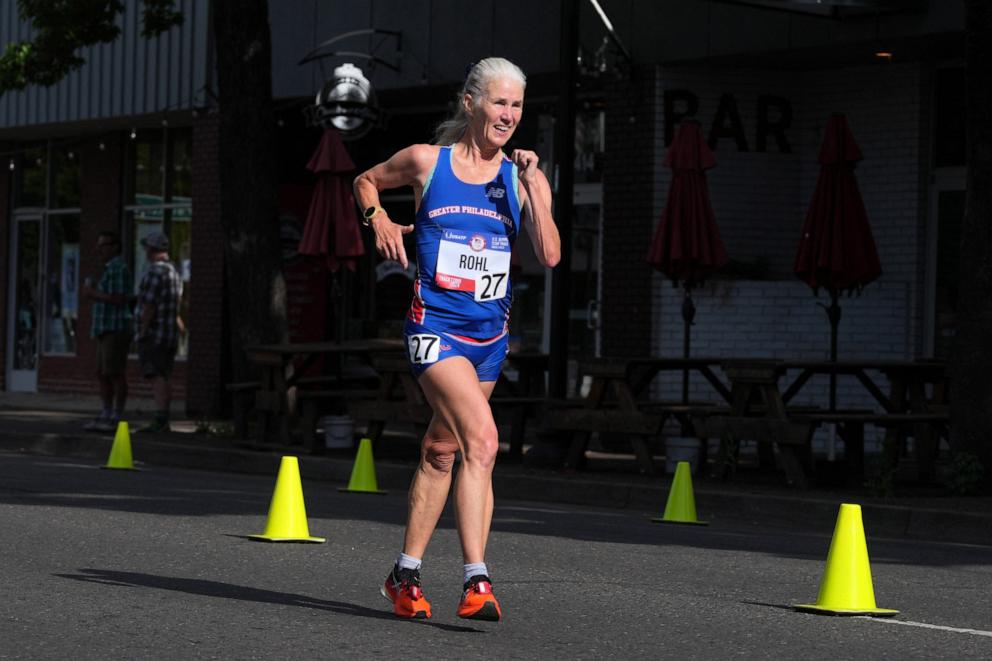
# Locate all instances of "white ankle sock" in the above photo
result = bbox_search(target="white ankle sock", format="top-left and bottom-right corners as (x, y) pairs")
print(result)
(397, 553), (422, 571)
(463, 562), (488, 584)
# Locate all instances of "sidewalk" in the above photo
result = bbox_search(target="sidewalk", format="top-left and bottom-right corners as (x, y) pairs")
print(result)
(2, 391), (990, 546)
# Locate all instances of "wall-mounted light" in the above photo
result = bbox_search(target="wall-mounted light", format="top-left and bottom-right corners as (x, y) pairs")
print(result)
(305, 62), (379, 140)
(130, 128), (137, 140)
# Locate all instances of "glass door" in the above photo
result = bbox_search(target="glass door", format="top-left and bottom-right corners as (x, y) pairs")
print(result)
(7, 214), (42, 391)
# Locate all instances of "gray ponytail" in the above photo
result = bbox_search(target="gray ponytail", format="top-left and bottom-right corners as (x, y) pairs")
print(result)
(433, 57), (527, 146)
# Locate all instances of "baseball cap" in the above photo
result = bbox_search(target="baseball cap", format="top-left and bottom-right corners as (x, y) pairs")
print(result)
(140, 231), (170, 251)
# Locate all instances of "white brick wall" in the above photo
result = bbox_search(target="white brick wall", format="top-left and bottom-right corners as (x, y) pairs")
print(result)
(647, 63), (928, 453)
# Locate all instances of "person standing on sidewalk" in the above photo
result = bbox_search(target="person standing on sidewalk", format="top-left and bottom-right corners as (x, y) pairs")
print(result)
(134, 231), (184, 433)
(82, 231), (133, 432)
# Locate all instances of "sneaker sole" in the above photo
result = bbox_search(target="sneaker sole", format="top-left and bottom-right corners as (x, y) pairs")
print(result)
(380, 585), (429, 619)
(459, 601), (501, 622)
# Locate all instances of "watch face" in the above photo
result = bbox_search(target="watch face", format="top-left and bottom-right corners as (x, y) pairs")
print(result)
(364, 206), (376, 218)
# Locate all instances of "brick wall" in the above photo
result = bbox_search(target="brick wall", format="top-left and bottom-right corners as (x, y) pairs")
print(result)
(186, 110), (226, 416)
(601, 65), (660, 357)
(641, 62), (930, 451)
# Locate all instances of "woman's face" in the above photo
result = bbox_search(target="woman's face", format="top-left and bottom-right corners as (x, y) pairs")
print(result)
(466, 76), (524, 149)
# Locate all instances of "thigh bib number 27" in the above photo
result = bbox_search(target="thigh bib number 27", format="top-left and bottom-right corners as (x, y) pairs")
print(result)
(433, 230), (511, 302)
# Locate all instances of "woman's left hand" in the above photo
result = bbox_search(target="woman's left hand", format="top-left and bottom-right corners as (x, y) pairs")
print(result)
(511, 149), (540, 183)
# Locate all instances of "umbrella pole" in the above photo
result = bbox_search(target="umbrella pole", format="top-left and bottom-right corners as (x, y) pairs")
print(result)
(681, 286), (696, 405)
(827, 290), (841, 412)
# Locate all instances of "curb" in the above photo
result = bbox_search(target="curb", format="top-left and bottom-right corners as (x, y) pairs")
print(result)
(3, 430), (991, 547)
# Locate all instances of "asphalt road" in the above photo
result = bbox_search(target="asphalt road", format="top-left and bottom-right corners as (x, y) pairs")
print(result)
(0, 452), (990, 660)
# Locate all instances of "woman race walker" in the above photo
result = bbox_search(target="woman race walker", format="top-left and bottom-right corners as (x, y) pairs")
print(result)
(354, 57), (560, 621)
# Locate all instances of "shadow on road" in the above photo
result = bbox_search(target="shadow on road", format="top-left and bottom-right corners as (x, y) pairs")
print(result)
(54, 568), (483, 634)
(4, 454), (990, 569)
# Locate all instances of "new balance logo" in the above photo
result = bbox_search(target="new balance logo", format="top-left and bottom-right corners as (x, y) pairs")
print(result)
(486, 185), (506, 200)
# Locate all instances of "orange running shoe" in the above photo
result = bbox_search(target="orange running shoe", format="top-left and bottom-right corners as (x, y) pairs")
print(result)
(381, 565), (432, 619)
(457, 575), (502, 621)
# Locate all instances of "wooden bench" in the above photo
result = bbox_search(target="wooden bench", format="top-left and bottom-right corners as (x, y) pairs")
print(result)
(791, 410), (949, 483)
(489, 396), (548, 462)
(347, 357), (432, 445)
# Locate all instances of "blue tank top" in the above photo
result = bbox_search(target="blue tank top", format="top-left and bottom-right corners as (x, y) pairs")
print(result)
(408, 146), (521, 338)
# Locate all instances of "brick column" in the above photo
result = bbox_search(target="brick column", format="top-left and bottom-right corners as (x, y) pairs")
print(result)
(0, 147), (9, 389)
(187, 111), (226, 416)
(601, 65), (659, 357)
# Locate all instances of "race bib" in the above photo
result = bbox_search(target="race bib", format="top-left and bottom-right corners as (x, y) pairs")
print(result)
(434, 230), (511, 302)
(408, 334), (441, 364)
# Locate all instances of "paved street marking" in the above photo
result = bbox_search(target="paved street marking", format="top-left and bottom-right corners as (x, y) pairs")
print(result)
(861, 617), (992, 638)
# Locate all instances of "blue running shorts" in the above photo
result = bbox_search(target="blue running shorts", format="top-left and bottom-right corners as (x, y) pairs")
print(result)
(404, 318), (508, 382)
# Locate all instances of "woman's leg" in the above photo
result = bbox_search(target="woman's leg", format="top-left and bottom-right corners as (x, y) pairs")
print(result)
(418, 357), (499, 564)
(403, 366), (497, 560)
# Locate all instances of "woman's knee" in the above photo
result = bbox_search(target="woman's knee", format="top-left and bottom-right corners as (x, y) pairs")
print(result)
(462, 421), (499, 469)
(423, 434), (459, 473)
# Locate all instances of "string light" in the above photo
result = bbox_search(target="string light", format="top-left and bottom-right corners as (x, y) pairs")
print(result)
(130, 128), (137, 140)
(8, 158), (14, 171)
(98, 141), (106, 151)
(67, 151), (74, 160)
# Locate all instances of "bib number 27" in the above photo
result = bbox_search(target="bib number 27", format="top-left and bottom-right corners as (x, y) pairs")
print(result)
(475, 272), (508, 302)
(408, 334), (441, 364)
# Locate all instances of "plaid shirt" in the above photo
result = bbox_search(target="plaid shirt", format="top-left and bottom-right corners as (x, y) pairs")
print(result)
(135, 259), (183, 348)
(91, 255), (133, 337)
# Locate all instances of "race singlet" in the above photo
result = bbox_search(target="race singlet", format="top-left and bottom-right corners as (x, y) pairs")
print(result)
(433, 229), (512, 303)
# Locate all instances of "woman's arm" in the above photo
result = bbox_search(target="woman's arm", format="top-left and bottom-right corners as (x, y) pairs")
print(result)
(353, 144), (437, 269)
(512, 150), (560, 268)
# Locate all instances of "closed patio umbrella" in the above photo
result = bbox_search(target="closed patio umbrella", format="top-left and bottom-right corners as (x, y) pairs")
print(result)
(299, 128), (366, 342)
(794, 113), (881, 411)
(647, 120), (728, 403)
(299, 128), (365, 271)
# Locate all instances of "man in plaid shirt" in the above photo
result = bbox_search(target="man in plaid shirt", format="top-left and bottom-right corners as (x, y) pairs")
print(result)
(135, 231), (184, 433)
(82, 231), (133, 432)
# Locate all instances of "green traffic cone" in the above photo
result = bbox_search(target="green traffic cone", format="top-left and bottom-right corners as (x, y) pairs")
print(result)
(652, 461), (707, 525)
(339, 438), (387, 494)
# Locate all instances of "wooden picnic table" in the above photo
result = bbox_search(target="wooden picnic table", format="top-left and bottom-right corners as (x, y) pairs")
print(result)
(777, 359), (948, 482)
(708, 359), (949, 486)
(554, 357), (729, 475)
(492, 352), (550, 462)
(243, 338), (404, 449)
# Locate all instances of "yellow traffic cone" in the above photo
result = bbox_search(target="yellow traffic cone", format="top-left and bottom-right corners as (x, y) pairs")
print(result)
(339, 438), (387, 494)
(652, 461), (707, 525)
(248, 456), (326, 543)
(793, 503), (898, 616)
(102, 421), (138, 470)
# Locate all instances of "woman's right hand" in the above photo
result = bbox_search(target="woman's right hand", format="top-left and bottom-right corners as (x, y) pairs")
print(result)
(370, 214), (414, 269)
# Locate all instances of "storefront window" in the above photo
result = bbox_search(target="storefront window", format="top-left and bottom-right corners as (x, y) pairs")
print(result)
(51, 146), (82, 209)
(43, 214), (81, 354)
(132, 134), (166, 205)
(127, 128), (193, 357)
(17, 146), (46, 207)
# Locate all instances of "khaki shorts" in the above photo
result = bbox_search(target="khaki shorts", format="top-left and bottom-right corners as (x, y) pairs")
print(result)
(97, 332), (132, 377)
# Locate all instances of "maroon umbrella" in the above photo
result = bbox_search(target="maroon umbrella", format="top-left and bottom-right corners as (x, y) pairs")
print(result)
(647, 120), (728, 403)
(299, 129), (365, 271)
(794, 113), (881, 410)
